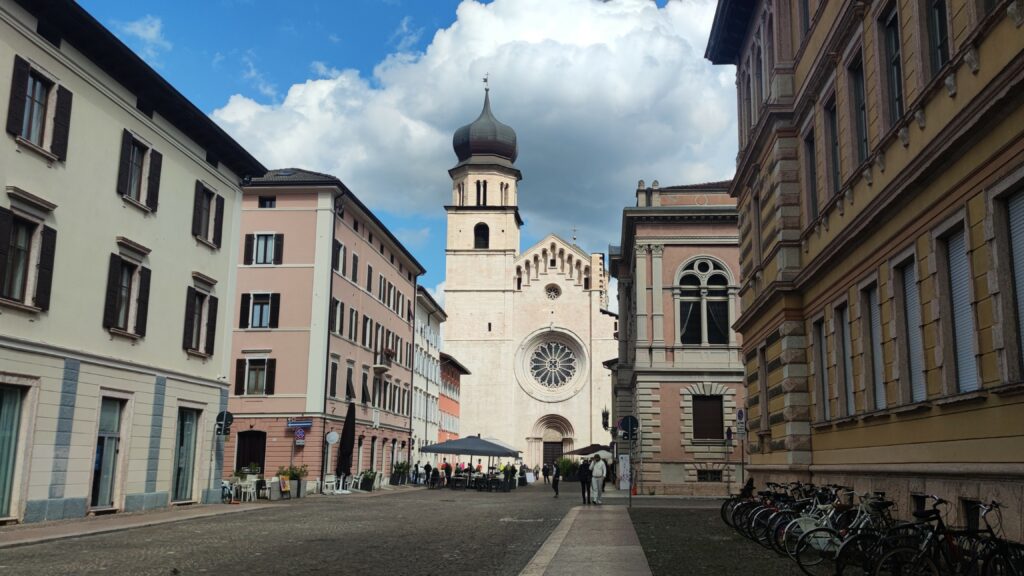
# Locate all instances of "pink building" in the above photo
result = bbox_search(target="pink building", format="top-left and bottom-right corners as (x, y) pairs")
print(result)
(223, 169), (423, 487)
(438, 352), (469, 443)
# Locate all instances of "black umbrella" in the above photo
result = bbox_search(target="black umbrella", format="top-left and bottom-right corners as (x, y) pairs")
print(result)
(337, 401), (356, 477)
(420, 435), (519, 458)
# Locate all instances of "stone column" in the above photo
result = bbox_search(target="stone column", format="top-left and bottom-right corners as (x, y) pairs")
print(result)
(634, 245), (650, 365)
(729, 287), (739, 346)
(650, 244), (666, 364)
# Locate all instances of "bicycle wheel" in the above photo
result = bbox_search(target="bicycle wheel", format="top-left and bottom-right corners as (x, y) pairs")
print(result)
(983, 544), (1024, 576)
(786, 517), (817, 558)
(752, 508), (776, 548)
(721, 498), (738, 527)
(875, 546), (939, 576)
(769, 511), (797, 556)
(796, 527), (842, 576)
(835, 532), (879, 576)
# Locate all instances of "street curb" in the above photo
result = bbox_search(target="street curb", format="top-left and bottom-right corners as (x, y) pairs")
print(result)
(0, 504), (275, 550)
(518, 506), (580, 576)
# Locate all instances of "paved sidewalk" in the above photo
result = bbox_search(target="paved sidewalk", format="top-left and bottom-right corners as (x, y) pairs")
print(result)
(519, 505), (652, 576)
(0, 485), (425, 549)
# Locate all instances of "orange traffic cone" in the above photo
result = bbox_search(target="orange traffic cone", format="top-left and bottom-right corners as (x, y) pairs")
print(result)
(631, 484), (637, 496)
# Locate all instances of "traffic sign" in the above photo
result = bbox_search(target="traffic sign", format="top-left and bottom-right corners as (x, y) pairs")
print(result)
(215, 411), (233, 436)
(619, 415), (639, 433)
(325, 431), (340, 444)
(294, 427), (306, 446)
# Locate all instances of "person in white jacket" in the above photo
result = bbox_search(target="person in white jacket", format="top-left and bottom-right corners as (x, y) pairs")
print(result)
(590, 455), (607, 504)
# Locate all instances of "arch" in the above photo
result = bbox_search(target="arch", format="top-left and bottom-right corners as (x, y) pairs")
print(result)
(531, 414), (575, 439)
(474, 223), (489, 249)
(675, 255), (736, 285)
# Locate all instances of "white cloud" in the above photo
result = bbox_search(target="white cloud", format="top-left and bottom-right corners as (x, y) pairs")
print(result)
(606, 277), (619, 314)
(114, 15), (172, 62)
(212, 0), (737, 260)
(241, 51), (278, 100)
(396, 227), (431, 249)
(212, 52), (225, 67)
(328, 34), (342, 44)
(390, 16), (424, 52)
(428, 280), (446, 310)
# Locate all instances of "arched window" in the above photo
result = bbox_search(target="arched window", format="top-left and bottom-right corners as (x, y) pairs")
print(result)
(474, 223), (489, 249)
(678, 258), (732, 346)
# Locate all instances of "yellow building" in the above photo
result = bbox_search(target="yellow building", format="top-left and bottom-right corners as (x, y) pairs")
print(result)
(706, 0), (1024, 536)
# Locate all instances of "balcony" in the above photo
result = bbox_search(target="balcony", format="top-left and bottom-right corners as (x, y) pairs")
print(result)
(373, 349), (394, 374)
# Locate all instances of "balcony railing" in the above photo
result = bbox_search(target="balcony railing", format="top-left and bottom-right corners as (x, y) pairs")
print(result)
(373, 349), (393, 374)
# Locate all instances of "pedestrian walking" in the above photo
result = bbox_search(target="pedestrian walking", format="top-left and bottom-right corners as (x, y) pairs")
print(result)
(590, 455), (607, 504)
(542, 463), (550, 484)
(551, 462), (561, 498)
(413, 460), (421, 485)
(423, 462), (433, 487)
(578, 459), (592, 504)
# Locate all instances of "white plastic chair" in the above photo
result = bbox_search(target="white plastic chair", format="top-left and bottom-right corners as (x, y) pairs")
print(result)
(259, 478), (275, 499)
(323, 474), (337, 493)
(239, 480), (257, 502)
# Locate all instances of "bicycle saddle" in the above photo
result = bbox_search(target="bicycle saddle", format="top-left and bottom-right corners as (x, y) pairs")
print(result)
(870, 500), (895, 510)
(912, 509), (941, 520)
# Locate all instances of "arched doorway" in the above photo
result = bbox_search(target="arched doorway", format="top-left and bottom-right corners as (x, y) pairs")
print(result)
(235, 430), (266, 474)
(528, 415), (574, 467)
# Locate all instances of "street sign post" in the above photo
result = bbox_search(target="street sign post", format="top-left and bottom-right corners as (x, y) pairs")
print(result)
(294, 427), (306, 447)
(215, 411), (233, 436)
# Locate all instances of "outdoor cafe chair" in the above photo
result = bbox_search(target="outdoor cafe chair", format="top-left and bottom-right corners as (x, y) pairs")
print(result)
(239, 480), (257, 502)
(323, 475), (337, 493)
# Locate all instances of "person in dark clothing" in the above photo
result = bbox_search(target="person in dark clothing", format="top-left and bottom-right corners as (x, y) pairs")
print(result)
(442, 459), (452, 487)
(423, 462), (433, 487)
(430, 467), (440, 488)
(551, 463), (561, 498)
(578, 459), (592, 504)
(542, 463), (550, 484)
(413, 460), (421, 485)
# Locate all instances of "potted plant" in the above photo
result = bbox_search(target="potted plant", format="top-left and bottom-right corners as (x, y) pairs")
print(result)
(359, 469), (376, 492)
(391, 462), (410, 485)
(278, 465), (309, 498)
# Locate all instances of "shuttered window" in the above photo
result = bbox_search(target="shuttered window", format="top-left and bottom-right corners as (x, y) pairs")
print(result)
(901, 262), (927, 402)
(692, 395), (724, 440)
(946, 230), (978, 392)
(234, 358), (275, 396)
(182, 286), (218, 355)
(837, 304), (855, 415)
(6, 56), (73, 161)
(1008, 192), (1024, 368)
(814, 319), (831, 420)
(329, 362), (338, 398)
(868, 285), (886, 410)
(102, 254), (151, 336)
(191, 182), (224, 248)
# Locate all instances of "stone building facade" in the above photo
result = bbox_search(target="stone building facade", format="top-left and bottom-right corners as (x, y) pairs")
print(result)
(442, 90), (618, 466)
(0, 0), (263, 522)
(707, 0), (1024, 537)
(609, 181), (745, 496)
(223, 169), (423, 486)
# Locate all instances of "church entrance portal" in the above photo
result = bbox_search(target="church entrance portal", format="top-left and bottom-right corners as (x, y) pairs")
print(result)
(528, 414), (574, 466)
(543, 442), (563, 465)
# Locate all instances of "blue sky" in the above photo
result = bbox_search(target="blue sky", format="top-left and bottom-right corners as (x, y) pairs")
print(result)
(82, 0), (726, 299)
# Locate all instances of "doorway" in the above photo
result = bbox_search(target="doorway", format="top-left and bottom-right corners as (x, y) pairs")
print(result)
(543, 441), (564, 466)
(235, 430), (267, 474)
(0, 386), (22, 517)
(91, 397), (123, 508)
(172, 408), (199, 502)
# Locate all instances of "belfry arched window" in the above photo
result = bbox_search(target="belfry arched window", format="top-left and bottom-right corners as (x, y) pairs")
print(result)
(474, 223), (489, 249)
(678, 258), (732, 346)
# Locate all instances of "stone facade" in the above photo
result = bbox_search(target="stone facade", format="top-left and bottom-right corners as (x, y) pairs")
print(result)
(707, 0), (1024, 538)
(609, 182), (746, 496)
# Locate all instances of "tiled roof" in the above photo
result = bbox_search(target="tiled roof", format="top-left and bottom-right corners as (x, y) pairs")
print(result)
(661, 179), (733, 191)
(249, 168), (341, 185)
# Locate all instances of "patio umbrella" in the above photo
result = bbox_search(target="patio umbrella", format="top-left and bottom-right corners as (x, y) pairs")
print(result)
(337, 401), (356, 478)
(420, 435), (519, 457)
(565, 444), (611, 456)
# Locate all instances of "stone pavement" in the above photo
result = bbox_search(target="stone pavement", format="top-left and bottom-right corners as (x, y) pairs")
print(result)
(519, 505), (652, 576)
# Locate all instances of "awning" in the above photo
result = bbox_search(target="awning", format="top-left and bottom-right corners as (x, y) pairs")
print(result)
(420, 435), (520, 457)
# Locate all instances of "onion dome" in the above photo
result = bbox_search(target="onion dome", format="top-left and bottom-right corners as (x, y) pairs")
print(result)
(452, 89), (518, 165)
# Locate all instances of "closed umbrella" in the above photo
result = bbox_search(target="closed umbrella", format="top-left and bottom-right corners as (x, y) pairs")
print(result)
(336, 401), (356, 492)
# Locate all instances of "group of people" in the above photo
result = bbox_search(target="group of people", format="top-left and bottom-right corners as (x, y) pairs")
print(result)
(541, 455), (610, 505)
(410, 459), (526, 489)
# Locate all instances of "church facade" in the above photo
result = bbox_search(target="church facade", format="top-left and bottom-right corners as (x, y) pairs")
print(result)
(442, 90), (618, 467)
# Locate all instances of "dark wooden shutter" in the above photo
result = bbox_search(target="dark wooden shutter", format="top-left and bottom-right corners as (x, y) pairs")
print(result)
(235, 359), (245, 395)
(205, 295), (218, 355)
(328, 298), (337, 332)
(0, 208), (11, 277)
(273, 234), (284, 265)
(265, 359), (276, 395)
(239, 293), (251, 328)
(191, 182), (204, 236)
(243, 234), (254, 265)
(49, 86), (72, 161)
(182, 286), (197, 350)
(34, 225), (56, 310)
(213, 195), (225, 247)
(116, 130), (133, 197)
(145, 150), (162, 211)
(332, 239), (340, 270)
(101, 254), (122, 328)
(134, 266), (151, 336)
(269, 293), (280, 328)
(692, 395), (724, 440)
(330, 363), (338, 397)
(5, 56), (30, 136)
(346, 367), (356, 399)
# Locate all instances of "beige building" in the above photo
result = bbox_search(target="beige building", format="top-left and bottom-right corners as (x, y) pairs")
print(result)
(412, 286), (444, 463)
(707, 0), (1024, 536)
(0, 0), (263, 522)
(443, 89), (618, 466)
(609, 180), (745, 496)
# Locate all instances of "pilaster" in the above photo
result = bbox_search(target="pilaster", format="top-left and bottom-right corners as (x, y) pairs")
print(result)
(650, 244), (666, 364)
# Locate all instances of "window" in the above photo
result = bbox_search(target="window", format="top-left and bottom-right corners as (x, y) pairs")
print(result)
(116, 130), (162, 211)
(182, 286), (218, 355)
(234, 358), (276, 396)
(6, 57), (73, 160)
(362, 316), (371, 347)
(330, 298), (345, 335)
(258, 196), (276, 208)
(346, 365), (356, 399)
(848, 56), (868, 164)
(1007, 192), (1024, 371)
(352, 254), (359, 283)
(247, 233), (281, 265)
(881, 5), (904, 127)
(677, 259), (731, 346)
(102, 254), (151, 336)
(361, 370), (371, 404)
(863, 284), (886, 410)
(836, 304), (855, 416)
(191, 182), (224, 248)
(366, 265), (373, 292)
(825, 97), (841, 195)
(897, 259), (927, 402)
(0, 385), (23, 517)
(799, 0), (811, 36)
(926, 0), (950, 77)
(814, 318), (831, 420)
(329, 361), (339, 398)
(0, 209), (56, 310)
(240, 293), (279, 329)
(474, 223), (489, 249)
(944, 229), (978, 392)
(804, 131), (819, 221)
(348, 308), (358, 340)
(697, 470), (723, 482)
(692, 395), (724, 439)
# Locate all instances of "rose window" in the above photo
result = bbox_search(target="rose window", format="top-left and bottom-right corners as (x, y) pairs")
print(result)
(529, 342), (577, 387)
(545, 284), (561, 300)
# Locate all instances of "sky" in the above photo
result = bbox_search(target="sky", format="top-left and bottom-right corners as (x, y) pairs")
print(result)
(81, 0), (738, 305)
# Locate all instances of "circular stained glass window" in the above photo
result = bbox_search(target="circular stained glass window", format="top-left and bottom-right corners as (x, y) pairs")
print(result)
(530, 342), (577, 387)
(545, 284), (561, 300)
